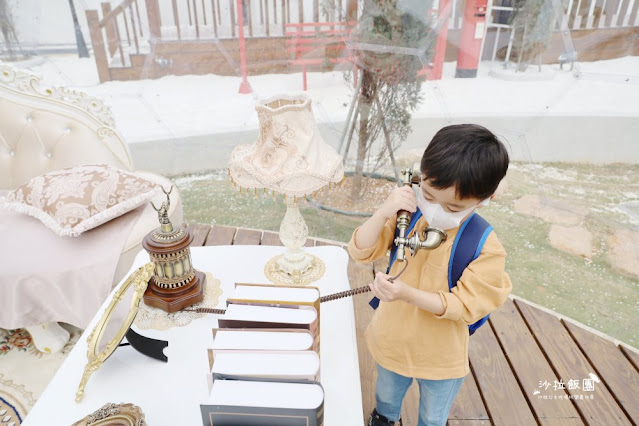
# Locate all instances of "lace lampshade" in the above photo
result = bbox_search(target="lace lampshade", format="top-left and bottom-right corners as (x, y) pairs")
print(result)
(229, 94), (344, 285)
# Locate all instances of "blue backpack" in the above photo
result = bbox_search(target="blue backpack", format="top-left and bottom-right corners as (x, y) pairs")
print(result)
(369, 209), (493, 335)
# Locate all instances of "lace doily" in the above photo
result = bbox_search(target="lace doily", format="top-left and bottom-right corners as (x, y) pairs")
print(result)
(264, 254), (325, 286)
(133, 272), (222, 330)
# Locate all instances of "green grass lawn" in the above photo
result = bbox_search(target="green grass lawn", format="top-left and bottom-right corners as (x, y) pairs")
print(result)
(173, 162), (639, 346)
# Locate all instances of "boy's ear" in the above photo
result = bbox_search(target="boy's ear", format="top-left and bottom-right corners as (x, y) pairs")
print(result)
(477, 194), (494, 209)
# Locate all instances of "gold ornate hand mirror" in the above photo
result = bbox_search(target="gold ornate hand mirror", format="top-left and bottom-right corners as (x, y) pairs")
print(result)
(75, 263), (155, 402)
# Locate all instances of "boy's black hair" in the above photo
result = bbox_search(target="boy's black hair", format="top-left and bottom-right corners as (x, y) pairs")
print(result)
(420, 124), (509, 200)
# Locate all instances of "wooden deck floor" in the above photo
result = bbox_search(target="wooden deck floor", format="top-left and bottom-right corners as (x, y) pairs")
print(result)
(187, 224), (639, 426)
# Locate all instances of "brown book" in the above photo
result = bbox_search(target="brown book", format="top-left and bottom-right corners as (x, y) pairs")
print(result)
(217, 304), (319, 352)
(229, 283), (320, 314)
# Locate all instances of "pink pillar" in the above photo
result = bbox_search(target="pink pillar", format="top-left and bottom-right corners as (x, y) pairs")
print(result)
(237, 0), (252, 94)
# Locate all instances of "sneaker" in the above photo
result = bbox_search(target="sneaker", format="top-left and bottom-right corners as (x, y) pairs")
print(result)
(368, 408), (401, 426)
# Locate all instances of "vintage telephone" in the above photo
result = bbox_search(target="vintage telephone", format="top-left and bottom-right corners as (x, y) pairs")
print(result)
(392, 167), (448, 265)
(188, 166), (448, 314)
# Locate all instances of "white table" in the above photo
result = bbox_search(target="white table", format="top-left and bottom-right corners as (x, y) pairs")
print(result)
(24, 245), (363, 425)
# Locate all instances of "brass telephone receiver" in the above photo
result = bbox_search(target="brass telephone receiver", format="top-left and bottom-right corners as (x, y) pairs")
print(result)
(393, 167), (447, 269)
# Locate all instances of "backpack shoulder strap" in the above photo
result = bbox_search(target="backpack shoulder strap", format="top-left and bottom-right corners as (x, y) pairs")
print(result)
(448, 213), (493, 290)
(448, 213), (494, 336)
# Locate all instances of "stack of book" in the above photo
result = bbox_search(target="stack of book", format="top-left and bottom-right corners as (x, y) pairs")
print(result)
(200, 283), (324, 426)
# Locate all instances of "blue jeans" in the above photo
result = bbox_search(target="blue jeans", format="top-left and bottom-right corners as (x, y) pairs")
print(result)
(375, 365), (465, 426)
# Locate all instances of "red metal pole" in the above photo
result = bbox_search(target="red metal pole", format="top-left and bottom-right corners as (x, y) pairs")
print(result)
(455, 0), (488, 78)
(237, 0), (252, 93)
(430, 1), (451, 80)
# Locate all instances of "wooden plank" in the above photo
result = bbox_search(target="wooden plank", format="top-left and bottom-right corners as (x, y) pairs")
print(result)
(85, 10), (110, 83)
(516, 300), (632, 425)
(192, 0), (200, 39)
(230, 0), (236, 38)
(281, 0), (286, 33)
(447, 421), (490, 426)
(629, 0), (639, 28)
(616, 0), (632, 26)
(101, 3), (118, 57)
(247, 0), (253, 37)
(261, 231), (283, 246)
(537, 419), (586, 426)
(490, 299), (581, 422)
(469, 323), (537, 425)
(449, 371), (490, 421)
(347, 257), (375, 423)
(145, 0), (161, 40)
(210, 0), (218, 37)
(264, 0), (269, 36)
(201, 0), (208, 25)
(186, 224), (211, 246)
(315, 239), (344, 248)
(234, 228), (262, 245)
(205, 225), (236, 246)
(564, 320), (639, 423)
(129, 4), (140, 53)
(604, 0), (621, 26)
(620, 345), (639, 372)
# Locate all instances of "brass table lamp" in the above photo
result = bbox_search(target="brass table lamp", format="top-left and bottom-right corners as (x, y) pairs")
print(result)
(229, 94), (344, 285)
(142, 187), (205, 312)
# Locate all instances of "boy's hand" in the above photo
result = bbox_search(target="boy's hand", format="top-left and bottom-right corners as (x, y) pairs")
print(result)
(369, 271), (409, 303)
(377, 186), (417, 220)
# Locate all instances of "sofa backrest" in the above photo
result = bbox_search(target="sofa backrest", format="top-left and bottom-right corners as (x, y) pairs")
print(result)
(0, 65), (132, 190)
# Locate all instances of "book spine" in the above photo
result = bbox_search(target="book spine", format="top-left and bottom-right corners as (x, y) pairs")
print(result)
(201, 404), (323, 426)
(217, 319), (311, 331)
(309, 315), (320, 354)
(212, 373), (318, 383)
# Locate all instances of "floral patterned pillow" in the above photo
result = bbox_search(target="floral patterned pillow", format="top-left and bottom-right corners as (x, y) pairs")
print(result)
(0, 164), (158, 237)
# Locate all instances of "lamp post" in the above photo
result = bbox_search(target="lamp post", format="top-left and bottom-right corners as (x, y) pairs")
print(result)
(68, 0), (89, 58)
(237, 0), (252, 94)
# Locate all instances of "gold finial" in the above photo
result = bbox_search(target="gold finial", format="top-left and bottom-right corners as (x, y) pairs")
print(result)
(151, 186), (173, 233)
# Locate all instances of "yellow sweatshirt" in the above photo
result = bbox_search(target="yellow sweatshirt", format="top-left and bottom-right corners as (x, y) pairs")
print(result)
(348, 214), (512, 380)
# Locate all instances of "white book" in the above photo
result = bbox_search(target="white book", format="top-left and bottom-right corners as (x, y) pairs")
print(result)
(211, 329), (314, 351)
(211, 350), (320, 382)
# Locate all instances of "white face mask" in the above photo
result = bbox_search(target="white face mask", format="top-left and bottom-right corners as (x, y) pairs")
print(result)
(416, 189), (490, 230)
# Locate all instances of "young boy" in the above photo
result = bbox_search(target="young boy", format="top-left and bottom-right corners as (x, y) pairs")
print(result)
(347, 124), (512, 426)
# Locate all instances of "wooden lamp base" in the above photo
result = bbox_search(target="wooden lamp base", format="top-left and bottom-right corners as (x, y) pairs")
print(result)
(143, 270), (205, 313)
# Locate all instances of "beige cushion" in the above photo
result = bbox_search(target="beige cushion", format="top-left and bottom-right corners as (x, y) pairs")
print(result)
(1, 164), (159, 237)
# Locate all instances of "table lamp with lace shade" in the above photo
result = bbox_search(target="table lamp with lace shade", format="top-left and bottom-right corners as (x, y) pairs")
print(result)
(229, 94), (344, 285)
